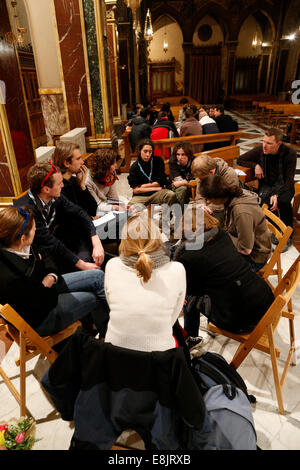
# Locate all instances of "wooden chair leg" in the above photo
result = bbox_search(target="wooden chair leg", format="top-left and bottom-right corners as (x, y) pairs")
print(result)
(20, 333), (26, 417)
(267, 325), (285, 414)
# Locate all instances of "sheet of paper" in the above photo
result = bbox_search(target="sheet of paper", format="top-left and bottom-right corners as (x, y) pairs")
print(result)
(234, 169), (246, 176)
(93, 212), (115, 227)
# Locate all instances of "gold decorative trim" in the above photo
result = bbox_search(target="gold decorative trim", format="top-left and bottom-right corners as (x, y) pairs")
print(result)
(38, 88), (63, 95)
(106, 19), (122, 121)
(78, 0), (96, 137)
(86, 134), (117, 148)
(0, 197), (15, 207)
(51, 0), (71, 131)
(0, 104), (23, 196)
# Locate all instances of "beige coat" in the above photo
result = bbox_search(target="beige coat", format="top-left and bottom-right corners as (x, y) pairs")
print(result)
(225, 189), (271, 264)
(195, 157), (240, 210)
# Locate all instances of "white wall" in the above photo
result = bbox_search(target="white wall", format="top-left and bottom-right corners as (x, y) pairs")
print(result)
(149, 17), (184, 94)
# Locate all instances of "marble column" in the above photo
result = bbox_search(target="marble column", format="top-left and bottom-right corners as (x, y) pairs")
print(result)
(0, 1), (36, 202)
(106, 2), (122, 124)
(53, 0), (117, 150)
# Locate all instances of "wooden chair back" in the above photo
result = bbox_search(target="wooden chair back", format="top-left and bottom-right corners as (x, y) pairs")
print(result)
(208, 256), (300, 414)
(259, 204), (293, 286)
(0, 303), (81, 417)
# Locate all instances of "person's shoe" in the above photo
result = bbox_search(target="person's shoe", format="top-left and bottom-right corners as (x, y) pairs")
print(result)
(185, 336), (203, 351)
(271, 233), (279, 245)
(282, 237), (293, 253)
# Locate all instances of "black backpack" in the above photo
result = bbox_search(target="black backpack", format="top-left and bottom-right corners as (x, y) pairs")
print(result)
(183, 352), (258, 450)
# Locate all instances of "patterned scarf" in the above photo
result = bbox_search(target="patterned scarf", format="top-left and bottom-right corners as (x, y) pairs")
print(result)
(97, 171), (119, 186)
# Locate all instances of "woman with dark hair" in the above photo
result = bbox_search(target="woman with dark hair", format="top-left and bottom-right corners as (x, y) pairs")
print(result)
(0, 206), (109, 337)
(174, 204), (274, 335)
(199, 175), (272, 271)
(85, 148), (124, 216)
(169, 141), (195, 209)
(128, 138), (176, 209)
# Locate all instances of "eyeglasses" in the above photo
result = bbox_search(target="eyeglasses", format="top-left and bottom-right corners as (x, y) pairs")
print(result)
(40, 161), (57, 188)
(16, 207), (30, 239)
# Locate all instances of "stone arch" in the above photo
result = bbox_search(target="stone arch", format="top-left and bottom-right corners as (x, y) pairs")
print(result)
(192, 15), (224, 47)
(236, 6), (276, 43)
(189, 3), (230, 43)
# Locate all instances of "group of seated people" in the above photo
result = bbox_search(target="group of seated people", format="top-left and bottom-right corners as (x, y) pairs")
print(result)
(127, 99), (238, 155)
(1, 121), (296, 357)
(127, 98), (238, 158)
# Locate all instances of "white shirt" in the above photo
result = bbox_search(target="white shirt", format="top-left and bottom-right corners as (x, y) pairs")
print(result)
(104, 257), (186, 352)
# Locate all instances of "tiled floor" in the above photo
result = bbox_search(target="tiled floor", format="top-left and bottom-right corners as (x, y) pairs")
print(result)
(0, 107), (299, 451)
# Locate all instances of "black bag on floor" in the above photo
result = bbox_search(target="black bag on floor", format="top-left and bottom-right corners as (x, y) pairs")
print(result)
(184, 352), (257, 450)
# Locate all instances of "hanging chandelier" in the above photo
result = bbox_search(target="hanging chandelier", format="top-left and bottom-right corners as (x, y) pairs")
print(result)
(4, 1), (27, 46)
(144, 8), (153, 42)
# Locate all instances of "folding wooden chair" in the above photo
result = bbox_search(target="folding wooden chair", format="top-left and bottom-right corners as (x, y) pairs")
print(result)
(259, 204), (293, 286)
(0, 303), (81, 417)
(208, 256), (300, 414)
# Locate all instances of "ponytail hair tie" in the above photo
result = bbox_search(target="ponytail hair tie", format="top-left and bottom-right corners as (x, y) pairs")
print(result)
(138, 250), (145, 256)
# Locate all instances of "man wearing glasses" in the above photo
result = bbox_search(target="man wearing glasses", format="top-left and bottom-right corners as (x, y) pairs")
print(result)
(14, 161), (105, 274)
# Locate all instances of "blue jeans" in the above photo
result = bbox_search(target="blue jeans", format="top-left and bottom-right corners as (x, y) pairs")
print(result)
(36, 270), (109, 337)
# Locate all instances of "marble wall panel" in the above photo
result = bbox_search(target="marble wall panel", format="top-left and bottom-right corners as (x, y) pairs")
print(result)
(40, 94), (68, 144)
(54, 0), (92, 135)
(0, 1), (36, 193)
(82, 0), (104, 134)
(0, 130), (14, 198)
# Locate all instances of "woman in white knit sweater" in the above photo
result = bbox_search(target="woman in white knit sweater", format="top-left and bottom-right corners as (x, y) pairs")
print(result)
(104, 213), (186, 352)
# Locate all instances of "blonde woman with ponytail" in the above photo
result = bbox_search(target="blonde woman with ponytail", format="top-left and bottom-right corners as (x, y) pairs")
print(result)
(104, 213), (186, 352)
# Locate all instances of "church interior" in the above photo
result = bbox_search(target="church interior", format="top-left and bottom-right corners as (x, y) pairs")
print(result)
(0, 0), (300, 451)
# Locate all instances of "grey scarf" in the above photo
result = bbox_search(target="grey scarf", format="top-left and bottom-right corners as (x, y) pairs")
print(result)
(120, 246), (170, 270)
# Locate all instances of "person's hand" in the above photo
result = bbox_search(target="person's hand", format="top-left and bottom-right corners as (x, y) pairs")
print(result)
(203, 205), (213, 214)
(41, 274), (56, 288)
(76, 164), (89, 190)
(254, 164), (264, 179)
(270, 194), (278, 212)
(92, 244), (105, 266)
(75, 259), (100, 270)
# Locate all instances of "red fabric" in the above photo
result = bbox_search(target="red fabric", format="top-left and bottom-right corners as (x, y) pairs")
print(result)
(178, 322), (188, 339)
(150, 127), (169, 159)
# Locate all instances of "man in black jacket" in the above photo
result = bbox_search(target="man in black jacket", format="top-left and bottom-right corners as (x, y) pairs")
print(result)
(14, 162), (104, 273)
(213, 105), (238, 133)
(128, 108), (152, 151)
(237, 128), (297, 249)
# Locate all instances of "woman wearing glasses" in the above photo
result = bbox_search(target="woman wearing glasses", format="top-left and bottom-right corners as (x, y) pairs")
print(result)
(0, 206), (109, 337)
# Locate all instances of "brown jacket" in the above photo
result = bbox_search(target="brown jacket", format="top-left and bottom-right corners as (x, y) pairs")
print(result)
(179, 117), (203, 154)
(195, 157), (240, 210)
(225, 189), (271, 264)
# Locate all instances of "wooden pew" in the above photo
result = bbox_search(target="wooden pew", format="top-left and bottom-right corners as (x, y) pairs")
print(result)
(121, 129), (241, 174)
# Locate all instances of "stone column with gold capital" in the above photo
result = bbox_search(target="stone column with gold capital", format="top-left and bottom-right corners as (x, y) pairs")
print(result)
(53, 0), (117, 150)
(105, 1), (122, 124)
